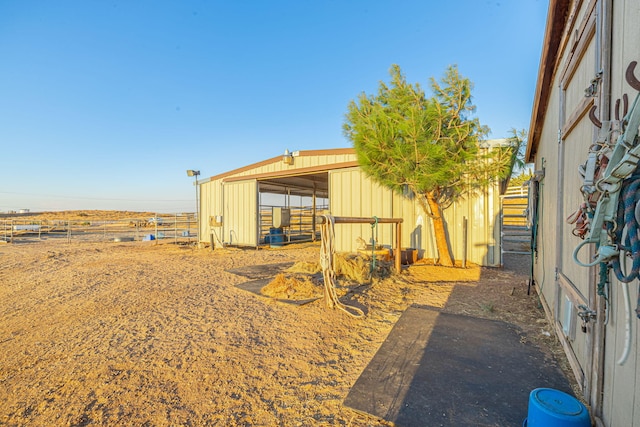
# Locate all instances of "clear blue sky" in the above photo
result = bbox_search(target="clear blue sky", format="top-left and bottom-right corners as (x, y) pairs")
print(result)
(0, 0), (548, 213)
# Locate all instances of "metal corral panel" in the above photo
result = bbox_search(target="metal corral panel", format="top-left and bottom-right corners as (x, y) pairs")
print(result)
(222, 180), (258, 246)
(329, 168), (501, 266)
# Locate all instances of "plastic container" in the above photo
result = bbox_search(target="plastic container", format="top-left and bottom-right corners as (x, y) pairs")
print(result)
(401, 248), (418, 265)
(270, 227), (284, 247)
(524, 388), (590, 427)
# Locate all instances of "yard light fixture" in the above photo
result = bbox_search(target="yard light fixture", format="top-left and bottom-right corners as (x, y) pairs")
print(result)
(282, 149), (294, 165)
(186, 169), (201, 244)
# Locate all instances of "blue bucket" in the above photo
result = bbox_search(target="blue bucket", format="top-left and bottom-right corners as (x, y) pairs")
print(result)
(524, 388), (590, 427)
(269, 227), (284, 247)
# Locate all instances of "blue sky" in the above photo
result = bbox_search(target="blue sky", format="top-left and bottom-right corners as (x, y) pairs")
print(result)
(0, 0), (548, 213)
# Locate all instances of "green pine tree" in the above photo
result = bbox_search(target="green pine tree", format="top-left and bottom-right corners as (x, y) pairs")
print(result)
(344, 65), (514, 266)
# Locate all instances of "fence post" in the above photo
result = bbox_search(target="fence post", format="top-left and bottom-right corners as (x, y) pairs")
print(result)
(462, 217), (468, 268)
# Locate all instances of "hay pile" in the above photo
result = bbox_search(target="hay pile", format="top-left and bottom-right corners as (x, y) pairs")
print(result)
(334, 253), (393, 284)
(261, 253), (395, 300)
(260, 274), (322, 300)
(285, 261), (322, 274)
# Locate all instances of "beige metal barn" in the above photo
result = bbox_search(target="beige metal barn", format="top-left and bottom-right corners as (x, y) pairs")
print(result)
(526, 0), (640, 425)
(197, 147), (503, 267)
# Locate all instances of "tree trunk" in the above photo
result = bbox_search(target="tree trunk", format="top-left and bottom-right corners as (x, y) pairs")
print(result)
(426, 192), (454, 267)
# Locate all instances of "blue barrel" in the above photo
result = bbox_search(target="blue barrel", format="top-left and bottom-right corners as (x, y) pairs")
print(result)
(524, 388), (590, 427)
(270, 227), (284, 247)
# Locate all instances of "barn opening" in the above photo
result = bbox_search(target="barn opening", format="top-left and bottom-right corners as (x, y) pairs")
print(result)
(257, 172), (329, 245)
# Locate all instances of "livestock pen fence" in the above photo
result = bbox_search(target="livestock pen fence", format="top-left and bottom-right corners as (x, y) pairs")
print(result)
(500, 184), (531, 260)
(258, 203), (329, 245)
(0, 213), (197, 245)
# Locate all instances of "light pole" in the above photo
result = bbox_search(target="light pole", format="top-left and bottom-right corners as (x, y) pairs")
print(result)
(186, 170), (200, 245)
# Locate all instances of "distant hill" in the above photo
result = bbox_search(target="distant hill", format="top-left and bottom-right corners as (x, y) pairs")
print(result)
(0, 210), (160, 221)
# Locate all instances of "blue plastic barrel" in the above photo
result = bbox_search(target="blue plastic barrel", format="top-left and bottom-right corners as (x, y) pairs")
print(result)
(270, 227), (284, 247)
(524, 388), (590, 427)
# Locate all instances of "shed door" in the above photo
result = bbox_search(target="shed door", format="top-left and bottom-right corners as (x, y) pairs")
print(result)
(556, 3), (599, 397)
(223, 180), (258, 246)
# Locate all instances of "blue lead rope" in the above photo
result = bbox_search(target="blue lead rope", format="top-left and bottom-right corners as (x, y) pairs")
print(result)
(610, 177), (640, 318)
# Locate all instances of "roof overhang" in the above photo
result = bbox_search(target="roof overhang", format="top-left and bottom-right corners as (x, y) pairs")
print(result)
(526, 0), (571, 162)
(210, 148), (358, 199)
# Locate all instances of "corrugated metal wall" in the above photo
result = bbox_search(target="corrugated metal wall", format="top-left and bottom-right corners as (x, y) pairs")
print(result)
(199, 178), (224, 247)
(329, 168), (501, 266)
(328, 167), (394, 252)
(222, 180), (257, 246)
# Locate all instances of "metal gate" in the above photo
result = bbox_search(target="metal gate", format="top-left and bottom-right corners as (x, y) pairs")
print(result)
(500, 185), (531, 265)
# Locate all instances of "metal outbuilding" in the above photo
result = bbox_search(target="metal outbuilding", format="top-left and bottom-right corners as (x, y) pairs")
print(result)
(197, 147), (503, 267)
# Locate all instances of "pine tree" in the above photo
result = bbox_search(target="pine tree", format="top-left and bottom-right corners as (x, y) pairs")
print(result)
(344, 65), (513, 266)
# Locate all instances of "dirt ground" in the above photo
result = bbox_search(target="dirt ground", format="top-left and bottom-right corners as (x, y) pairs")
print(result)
(0, 212), (571, 426)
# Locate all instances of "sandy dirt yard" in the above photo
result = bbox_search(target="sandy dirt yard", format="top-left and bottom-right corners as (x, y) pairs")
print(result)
(0, 220), (568, 426)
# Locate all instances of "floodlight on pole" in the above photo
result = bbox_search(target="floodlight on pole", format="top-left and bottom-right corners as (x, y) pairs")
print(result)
(186, 170), (201, 244)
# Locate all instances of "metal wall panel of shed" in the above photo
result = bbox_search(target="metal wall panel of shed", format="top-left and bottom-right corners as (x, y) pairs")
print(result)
(328, 168), (394, 252)
(199, 181), (211, 243)
(329, 168), (501, 266)
(392, 185), (502, 266)
(222, 180), (258, 246)
(391, 191), (428, 256)
(199, 179), (224, 244)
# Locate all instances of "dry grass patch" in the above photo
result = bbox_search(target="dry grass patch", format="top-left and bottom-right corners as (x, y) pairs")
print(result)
(261, 273), (322, 300)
